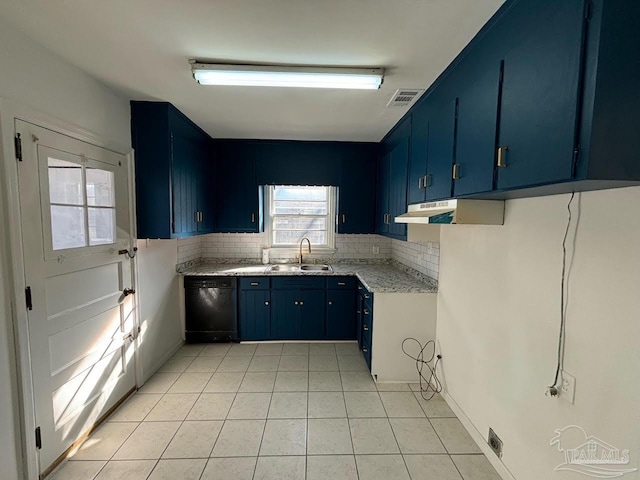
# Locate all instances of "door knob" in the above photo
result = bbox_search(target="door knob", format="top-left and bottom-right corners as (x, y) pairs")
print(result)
(123, 288), (136, 297)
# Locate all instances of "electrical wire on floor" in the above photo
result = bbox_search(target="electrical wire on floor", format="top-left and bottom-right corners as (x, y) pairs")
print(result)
(547, 191), (576, 397)
(402, 338), (442, 400)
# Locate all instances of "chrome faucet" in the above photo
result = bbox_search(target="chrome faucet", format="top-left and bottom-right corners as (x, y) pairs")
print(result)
(299, 237), (311, 265)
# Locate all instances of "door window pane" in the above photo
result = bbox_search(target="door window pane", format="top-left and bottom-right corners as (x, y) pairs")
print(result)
(86, 168), (115, 207)
(48, 158), (83, 205)
(51, 205), (86, 250)
(88, 208), (115, 246)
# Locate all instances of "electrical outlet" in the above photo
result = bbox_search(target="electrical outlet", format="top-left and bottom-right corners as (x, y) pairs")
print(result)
(372, 245), (380, 254)
(488, 428), (503, 458)
(560, 370), (576, 404)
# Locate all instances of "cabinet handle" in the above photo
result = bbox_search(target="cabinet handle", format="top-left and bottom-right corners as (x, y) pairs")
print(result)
(328, 301), (333, 305)
(337, 282), (346, 286)
(363, 309), (370, 315)
(299, 301), (304, 306)
(418, 176), (424, 189)
(294, 301), (299, 305)
(364, 294), (370, 299)
(250, 282), (260, 286)
(200, 212), (204, 222)
(497, 146), (508, 168)
(424, 174), (431, 188)
(452, 163), (461, 180)
(265, 301), (270, 306)
(363, 325), (369, 331)
(363, 347), (368, 353)
(251, 213), (256, 223)
(195, 211), (199, 223)
(358, 285), (363, 290)
(342, 214), (346, 223)
(356, 310), (361, 314)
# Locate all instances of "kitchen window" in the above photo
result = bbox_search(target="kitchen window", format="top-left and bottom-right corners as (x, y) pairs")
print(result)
(265, 185), (336, 249)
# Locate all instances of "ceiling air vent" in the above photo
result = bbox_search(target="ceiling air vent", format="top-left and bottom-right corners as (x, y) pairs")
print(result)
(387, 89), (425, 107)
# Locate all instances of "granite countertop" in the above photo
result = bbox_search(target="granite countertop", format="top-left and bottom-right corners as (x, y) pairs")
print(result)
(179, 263), (437, 293)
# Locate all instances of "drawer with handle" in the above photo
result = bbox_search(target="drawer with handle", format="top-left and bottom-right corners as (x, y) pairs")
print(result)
(326, 276), (356, 289)
(239, 277), (270, 290)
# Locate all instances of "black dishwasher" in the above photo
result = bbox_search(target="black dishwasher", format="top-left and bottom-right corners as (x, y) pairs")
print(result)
(184, 276), (238, 343)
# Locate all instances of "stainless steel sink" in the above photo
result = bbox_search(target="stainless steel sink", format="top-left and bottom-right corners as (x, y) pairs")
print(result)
(267, 264), (333, 273)
(300, 264), (332, 271)
(267, 264), (301, 272)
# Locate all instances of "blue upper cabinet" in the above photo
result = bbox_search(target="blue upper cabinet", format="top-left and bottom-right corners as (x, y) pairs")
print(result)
(425, 97), (456, 201)
(389, 139), (409, 237)
(574, 0), (640, 186)
(213, 141), (263, 233)
(408, 110), (428, 204)
(494, 0), (586, 190)
(451, 58), (501, 197)
(378, 119), (409, 239)
(376, 152), (391, 235)
(337, 143), (378, 234)
(385, 0), (640, 201)
(213, 140), (377, 234)
(131, 101), (214, 239)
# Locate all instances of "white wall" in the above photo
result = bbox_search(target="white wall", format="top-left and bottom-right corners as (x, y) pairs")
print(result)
(437, 187), (640, 480)
(135, 240), (183, 379)
(0, 17), (131, 479)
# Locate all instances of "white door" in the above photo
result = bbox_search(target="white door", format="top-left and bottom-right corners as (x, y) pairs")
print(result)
(15, 120), (137, 474)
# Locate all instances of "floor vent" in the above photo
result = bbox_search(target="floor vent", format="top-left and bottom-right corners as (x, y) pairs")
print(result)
(387, 89), (425, 107)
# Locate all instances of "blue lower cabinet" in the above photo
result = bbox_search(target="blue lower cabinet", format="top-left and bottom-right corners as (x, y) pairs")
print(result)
(239, 289), (271, 340)
(299, 290), (326, 339)
(238, 276), (358, 342)
(327, 290), (356, 340)
(271, 290), (300, 340)
(357, 282), (373, 371)
(271, 288), (326, 340)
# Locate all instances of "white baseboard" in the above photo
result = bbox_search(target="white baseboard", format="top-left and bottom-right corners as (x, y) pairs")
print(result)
(442, 391), (518, 480)
(141, 338), (184, 384)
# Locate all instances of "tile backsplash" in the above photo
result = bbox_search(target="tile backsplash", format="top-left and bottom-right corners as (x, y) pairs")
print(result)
(177, 233), (439, 280)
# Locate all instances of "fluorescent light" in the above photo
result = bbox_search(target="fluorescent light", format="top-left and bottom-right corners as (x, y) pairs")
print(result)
(191, 63), (384, 90)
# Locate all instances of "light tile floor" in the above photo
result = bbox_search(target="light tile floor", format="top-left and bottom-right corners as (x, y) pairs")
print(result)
(51, 342), (502, 480)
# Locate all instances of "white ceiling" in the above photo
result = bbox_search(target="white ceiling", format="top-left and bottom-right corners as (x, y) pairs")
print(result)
(0, 0), (504, 142)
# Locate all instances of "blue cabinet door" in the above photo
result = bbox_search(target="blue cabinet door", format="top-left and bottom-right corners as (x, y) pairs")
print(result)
(239, 290), (271, 340)
(170, 123), (199, 236)
(214, 144), (261, 233)
(327, 289), (356, 340)
(271, 290), (299, 340)
(495, 0), (585, 189)
(408, 108), (429, 204)
(299, 290), (325, 339)
(196, 140), (215, 232)
(426, 99), (456, 201)
(389, 139), (409, 237)
(452, 60), (501, 197)
(337, 144), (378, 234)
(376, 153), (390, 234)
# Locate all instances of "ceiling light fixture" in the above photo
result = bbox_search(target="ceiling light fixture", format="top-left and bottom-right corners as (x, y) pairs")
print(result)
(190, 62), (384, 90)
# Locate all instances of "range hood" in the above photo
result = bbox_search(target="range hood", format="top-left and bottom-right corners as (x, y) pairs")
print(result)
(395, 199), (504, 225)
